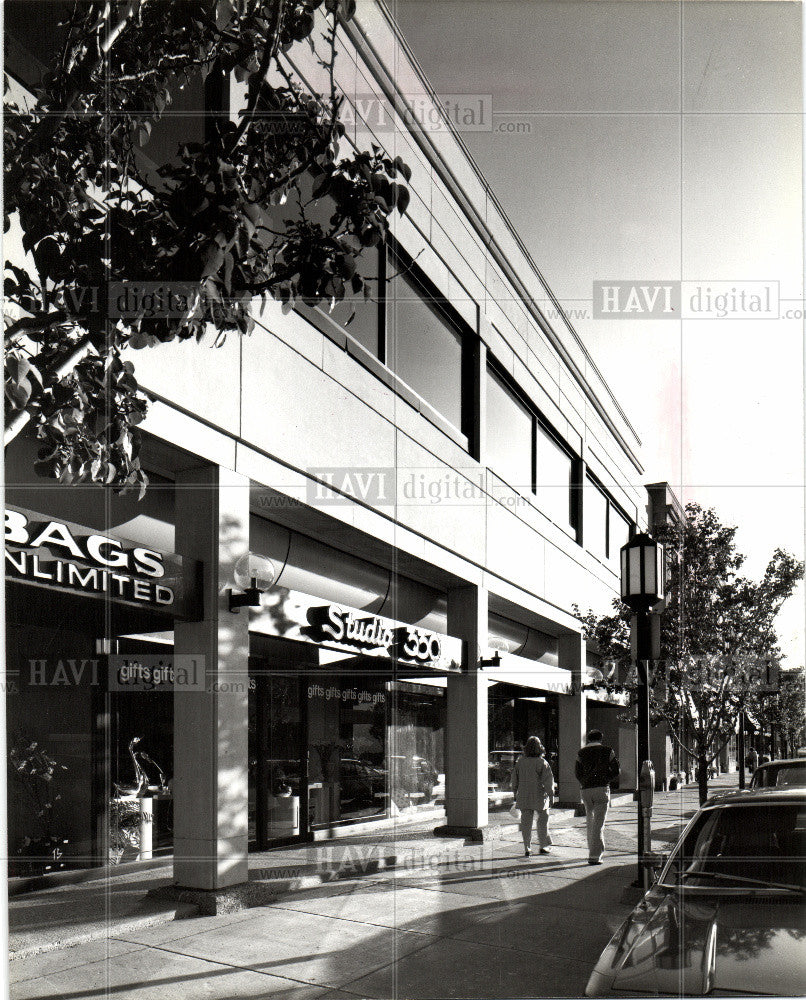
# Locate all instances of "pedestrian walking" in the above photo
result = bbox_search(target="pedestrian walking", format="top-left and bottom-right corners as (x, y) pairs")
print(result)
(746, 747), (759, 773)
(575, 729), (620, 865)
(511, 736), (554, 857)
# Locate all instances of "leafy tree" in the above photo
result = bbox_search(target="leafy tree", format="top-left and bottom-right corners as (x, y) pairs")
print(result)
(575, 502), (804, 803)
(763, 668), (806, 757)
(4, 0), (411, 495)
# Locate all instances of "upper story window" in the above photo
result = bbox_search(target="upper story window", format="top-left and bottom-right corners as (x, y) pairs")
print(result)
(584, 477), (609, 560)
(327, 244), (383, 359)
(608, 502), (632, 570)
(296, 237), (383, 359)
(486, 368), (533, 494)
(535, 423), (574, 533)
(298, 242), (471, 443)
(386, 266), (465, 435)
(486, 362), (577, 535)
(5, 1), (62, 92)
(584, 473), (634, 566)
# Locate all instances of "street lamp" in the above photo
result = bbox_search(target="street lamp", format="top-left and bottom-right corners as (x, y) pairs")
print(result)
(620, 531), (665, 887)
(620, 531), (665, 612)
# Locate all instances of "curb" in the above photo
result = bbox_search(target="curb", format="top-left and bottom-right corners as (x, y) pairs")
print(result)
(9, 902), (199, 961)
(10, 855), (402, 956)
(150, 854), (400, 915)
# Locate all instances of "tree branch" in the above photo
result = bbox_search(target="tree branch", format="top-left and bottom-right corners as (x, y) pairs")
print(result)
(231, 0), (287, 148)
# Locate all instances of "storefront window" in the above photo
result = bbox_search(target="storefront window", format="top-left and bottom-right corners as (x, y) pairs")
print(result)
(535, 423), (574, 531)
(248, 646), (447, 841)
(110, 640), (174, 864)
(6, 623), (98, 875)
(307, 674), (389, 826)
(486, 367), (533, 494)
(488, 684), (558, 802)
(388, 683), (445, 811)
(386, 271), (464, 432)
(249, 673), (305, 843)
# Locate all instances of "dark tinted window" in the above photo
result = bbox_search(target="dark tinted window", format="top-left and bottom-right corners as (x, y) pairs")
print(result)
(667, 803), (806, 887)
(5, 1), (65, 90)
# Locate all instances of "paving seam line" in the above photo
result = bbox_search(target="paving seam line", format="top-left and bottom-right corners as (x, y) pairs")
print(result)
(120, 933), (440, 994)
(267, 901), (617, 968)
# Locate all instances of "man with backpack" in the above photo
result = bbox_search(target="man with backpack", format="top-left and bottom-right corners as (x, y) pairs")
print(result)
(575, 729), (620, 865)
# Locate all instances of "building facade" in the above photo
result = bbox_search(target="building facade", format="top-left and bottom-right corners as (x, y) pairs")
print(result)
(5, 2), (649, 892)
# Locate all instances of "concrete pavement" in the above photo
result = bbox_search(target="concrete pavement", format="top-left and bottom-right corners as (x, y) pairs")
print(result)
(9, 776), (737, 999)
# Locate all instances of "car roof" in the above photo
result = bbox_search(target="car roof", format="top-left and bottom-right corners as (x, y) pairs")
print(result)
(754, 758), (806, 768)
(703, 786), (806, 807)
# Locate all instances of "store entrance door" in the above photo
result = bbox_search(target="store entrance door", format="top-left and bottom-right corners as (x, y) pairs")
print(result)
(249, 665), (311, 848)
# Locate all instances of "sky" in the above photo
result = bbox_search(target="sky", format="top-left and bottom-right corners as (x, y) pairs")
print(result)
(390, 0), (805, 665)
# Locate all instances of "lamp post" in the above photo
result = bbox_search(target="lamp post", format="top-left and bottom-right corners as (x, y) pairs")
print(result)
(737, 709), (746, 789)
(620, 531), (665, 888)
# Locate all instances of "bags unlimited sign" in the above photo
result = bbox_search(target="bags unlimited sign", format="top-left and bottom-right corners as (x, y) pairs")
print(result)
(4, 507), (198, 617)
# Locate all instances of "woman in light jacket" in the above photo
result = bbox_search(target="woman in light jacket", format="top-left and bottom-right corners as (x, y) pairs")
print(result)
(511, 736), (555, 856)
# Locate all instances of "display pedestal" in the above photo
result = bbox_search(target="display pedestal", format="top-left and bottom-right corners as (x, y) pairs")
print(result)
(267, 795), (299, 838)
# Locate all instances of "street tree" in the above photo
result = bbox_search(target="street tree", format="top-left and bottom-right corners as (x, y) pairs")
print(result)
(4, 0), (411, 495)
(575, 502), (803, 803)
(763, 668), (806, 757)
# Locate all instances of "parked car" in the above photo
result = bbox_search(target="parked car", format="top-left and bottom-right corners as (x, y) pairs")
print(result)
(488, 750), (519, 790)
(339, 758), (376, 803)
(750, 757), (806, 789)
(389, 755), (438, 802)
(586, 788), (806, 997)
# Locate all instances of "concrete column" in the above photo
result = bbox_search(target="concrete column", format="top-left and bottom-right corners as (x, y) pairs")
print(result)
(440, 584), (488, 838)
(557, 633), (586, 806)
(173, 465), (250, 890)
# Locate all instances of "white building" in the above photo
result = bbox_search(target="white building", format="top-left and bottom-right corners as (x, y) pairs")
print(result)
(5, 1), (649, 898)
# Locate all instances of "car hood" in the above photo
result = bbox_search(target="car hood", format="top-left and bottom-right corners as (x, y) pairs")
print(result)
(587, 887), (806, 996)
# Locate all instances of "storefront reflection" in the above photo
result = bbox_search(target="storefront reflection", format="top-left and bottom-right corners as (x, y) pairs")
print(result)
(248, 657), (447, 844)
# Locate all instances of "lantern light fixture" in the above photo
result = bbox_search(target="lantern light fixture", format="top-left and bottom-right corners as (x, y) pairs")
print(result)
(620, 532), (665, 613)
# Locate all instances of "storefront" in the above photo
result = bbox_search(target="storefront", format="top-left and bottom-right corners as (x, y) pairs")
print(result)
(6, 479), (587, 879)
(246, 585), (459, 847)
(4, 488), (196, 875)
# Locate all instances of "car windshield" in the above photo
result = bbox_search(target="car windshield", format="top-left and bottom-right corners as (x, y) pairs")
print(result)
(664, 802), (806, 889)
(753, 764), (806, 788)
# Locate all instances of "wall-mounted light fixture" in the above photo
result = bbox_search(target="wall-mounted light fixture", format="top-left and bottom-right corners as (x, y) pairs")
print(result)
(228, 553), (277, 614)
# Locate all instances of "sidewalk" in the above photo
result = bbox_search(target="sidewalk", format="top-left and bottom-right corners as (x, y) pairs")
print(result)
(8, 775), (738, 999)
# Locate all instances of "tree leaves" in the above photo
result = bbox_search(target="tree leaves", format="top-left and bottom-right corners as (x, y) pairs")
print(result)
(6, 0), (411, 497)
(576, 501), (804, 778)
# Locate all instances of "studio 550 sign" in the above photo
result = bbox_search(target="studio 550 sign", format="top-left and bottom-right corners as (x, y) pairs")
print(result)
(249, 588), (462, 672)
(304, 604), (450, 667)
